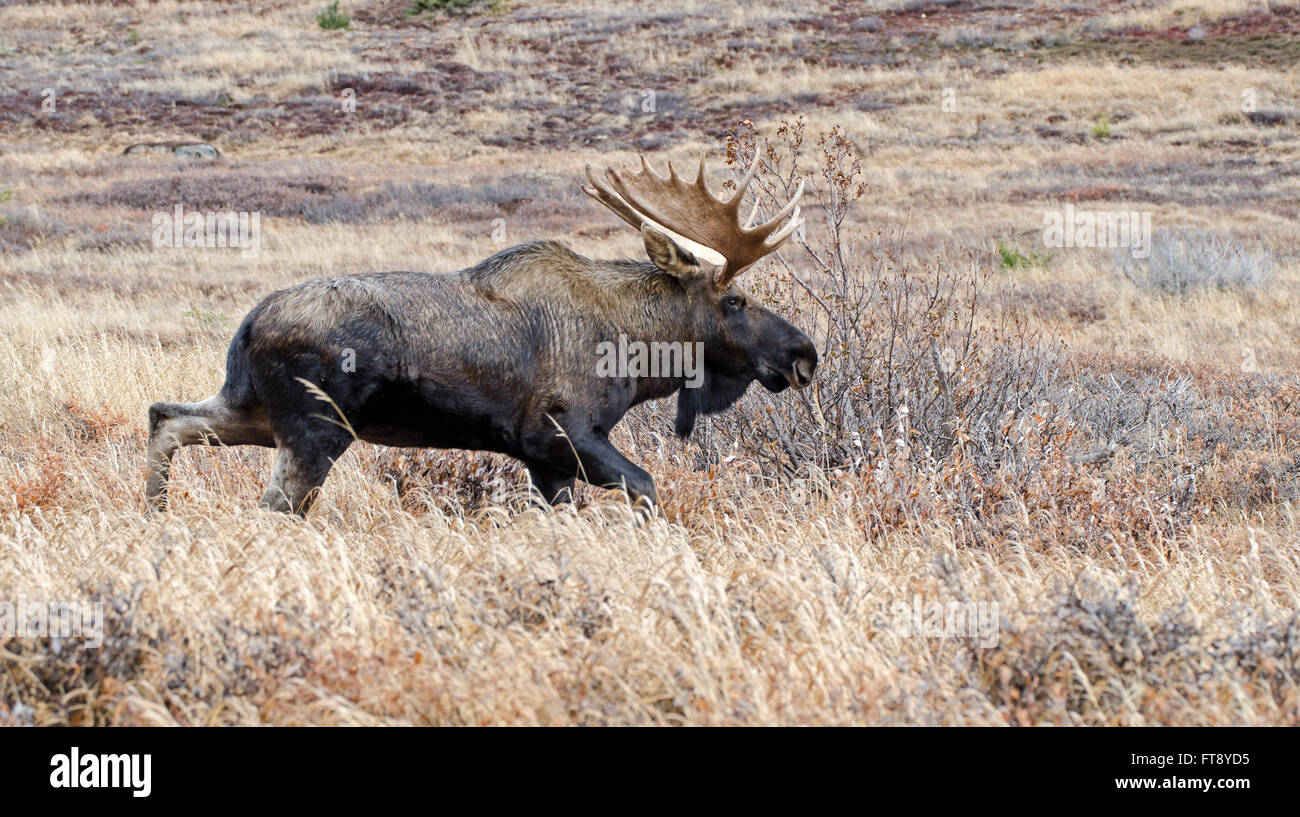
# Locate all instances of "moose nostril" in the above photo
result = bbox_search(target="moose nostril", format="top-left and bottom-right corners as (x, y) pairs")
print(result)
(794, 357), (815, 386)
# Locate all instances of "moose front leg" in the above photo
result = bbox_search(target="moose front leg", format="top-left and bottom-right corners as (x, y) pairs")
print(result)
(522, 427), (657, 513)
(524, 460), (576, 506)
(569, 434), (658, 513)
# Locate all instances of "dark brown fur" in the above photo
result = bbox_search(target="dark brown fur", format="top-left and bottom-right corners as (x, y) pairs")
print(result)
(145, 230), (816, 515)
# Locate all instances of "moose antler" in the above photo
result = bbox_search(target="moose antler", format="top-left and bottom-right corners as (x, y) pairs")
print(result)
(583, 153), (804, 286)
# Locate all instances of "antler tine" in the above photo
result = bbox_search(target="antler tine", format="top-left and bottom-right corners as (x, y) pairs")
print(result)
(727, 151), (762, 212)
(694, 153), (729, 206)
(714, 205), (803, 290)
(639, 154), (670, 182)
(739, 176), (804, 236)
(753, 178), (805, 234)
(583, 164), (645, 232)
(765, 206), (803, 248)
(583, 163), (608, 197)
(603, 165), (674, 233)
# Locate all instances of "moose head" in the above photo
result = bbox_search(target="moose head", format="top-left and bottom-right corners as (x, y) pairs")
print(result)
(583, 153), (818, 436)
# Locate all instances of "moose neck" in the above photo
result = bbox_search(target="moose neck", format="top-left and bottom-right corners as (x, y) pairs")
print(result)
(463, 242), (716, 406)
(594, 261), (763, 434)
(583, 259), (706, 406)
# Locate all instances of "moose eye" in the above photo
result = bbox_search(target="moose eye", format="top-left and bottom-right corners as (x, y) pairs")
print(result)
(724, 295), (745, 310)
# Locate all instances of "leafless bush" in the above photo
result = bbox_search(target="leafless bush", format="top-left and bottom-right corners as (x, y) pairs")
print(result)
(1118, 230), (1274, 295)
(71, 171), (352, 222)
(675, 120), (1064, 479)
(0, 205), (71, 252)
(976, 570), (1300, 724)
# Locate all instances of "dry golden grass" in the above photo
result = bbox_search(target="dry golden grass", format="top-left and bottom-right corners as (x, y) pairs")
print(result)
(1, 0), (1299, 725)
(1095, 0), (1272, 31)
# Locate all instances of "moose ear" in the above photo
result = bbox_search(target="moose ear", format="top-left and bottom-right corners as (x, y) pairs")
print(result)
(641, 224), (694, 274)
(641, 224), (724, 281)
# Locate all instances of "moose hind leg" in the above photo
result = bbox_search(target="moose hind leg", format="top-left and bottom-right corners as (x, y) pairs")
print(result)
(258, 439), (350, 516)
(146, 396), (274, 511)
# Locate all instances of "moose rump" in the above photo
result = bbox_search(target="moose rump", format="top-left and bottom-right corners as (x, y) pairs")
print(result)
(146, 271), (546, 513)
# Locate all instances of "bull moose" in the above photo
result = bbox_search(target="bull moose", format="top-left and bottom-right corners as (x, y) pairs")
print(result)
(145, 153), (817, 515)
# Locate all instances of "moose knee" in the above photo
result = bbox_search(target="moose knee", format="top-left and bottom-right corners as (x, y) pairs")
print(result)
(147, 402), (176, 441)
(148, 402), (165, 433)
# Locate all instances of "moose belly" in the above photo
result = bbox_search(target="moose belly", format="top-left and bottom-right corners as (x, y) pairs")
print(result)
(356, 380), (519, 453)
